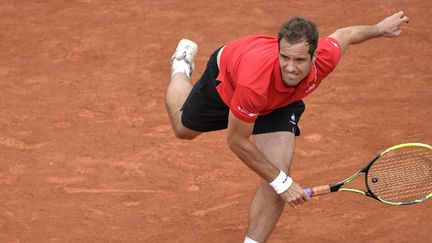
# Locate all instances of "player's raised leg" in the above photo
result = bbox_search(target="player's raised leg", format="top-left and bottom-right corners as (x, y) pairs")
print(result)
(245, 132), (296, 243)
(165, 39), (201, 140)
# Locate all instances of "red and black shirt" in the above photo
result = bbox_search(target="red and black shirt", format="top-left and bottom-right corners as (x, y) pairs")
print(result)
(216, 34), (341, 123)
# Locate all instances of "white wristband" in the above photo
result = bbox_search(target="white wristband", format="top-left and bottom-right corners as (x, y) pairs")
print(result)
(269, 170), (293, 194)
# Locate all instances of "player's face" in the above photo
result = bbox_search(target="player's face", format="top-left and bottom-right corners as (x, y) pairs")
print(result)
(279, 39), (316, 87)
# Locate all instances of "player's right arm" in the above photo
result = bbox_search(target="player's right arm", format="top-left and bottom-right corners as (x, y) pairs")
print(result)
(226, 112), (308, 206)
(226, 112), (278, 182)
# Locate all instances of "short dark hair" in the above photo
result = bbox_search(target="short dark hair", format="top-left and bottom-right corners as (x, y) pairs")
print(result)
(278, 16), (319, 57)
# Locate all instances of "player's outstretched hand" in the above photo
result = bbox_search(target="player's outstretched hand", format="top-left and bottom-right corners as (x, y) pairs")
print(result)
(280, 181), (310, 207)
(377, 11), (410, 38)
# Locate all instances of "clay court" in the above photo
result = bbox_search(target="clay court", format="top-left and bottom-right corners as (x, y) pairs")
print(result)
(1, 0), (431, 242)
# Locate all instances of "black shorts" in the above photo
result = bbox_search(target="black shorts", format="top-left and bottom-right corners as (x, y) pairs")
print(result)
(181, 48), (306, 135)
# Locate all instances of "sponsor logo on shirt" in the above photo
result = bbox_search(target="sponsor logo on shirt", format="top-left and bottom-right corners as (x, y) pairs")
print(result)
(237, 105), (258, 119)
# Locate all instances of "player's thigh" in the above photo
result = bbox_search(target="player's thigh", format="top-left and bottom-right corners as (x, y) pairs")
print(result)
(253, 131), (295, 172)
(181, 78), (229, 132)
(252, 101), (305, 172)
(180, 48), (229, 133)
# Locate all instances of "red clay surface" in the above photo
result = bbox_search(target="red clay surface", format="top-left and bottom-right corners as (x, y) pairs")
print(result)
(1, 1), (431, 242)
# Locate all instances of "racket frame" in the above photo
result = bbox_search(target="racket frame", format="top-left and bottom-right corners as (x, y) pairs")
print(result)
(305, 143), (432, 206)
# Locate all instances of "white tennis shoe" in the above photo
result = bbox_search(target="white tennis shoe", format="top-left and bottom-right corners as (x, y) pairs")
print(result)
(171, 39), (198, 77)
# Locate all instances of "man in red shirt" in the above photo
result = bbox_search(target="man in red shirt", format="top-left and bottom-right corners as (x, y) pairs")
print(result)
(165, 11), (409, 243)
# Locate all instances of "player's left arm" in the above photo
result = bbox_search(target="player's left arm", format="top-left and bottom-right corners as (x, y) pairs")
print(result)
(329, 11), (409, 54)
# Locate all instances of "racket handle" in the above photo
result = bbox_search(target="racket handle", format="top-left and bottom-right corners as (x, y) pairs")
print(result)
(304, 188), (313, 197)
(304, 185), (332, 197)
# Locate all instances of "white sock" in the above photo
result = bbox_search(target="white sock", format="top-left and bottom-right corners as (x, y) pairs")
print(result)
(171, 59), (191, 78)
(244, 236), (259, 243)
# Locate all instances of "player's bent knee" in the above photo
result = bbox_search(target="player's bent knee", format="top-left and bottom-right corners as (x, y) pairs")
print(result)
(173, 125), (201, 140)
(174, 131), (196, 140)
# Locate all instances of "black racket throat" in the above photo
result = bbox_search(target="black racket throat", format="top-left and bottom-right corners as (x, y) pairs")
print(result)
(330, 154), (382, 197)
(332, 155), (378, 188)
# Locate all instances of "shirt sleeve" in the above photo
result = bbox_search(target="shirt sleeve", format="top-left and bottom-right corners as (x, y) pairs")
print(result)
(230, 84), (264, 123)
(228, 50), (275, 123)
(316, 37), (342, 75)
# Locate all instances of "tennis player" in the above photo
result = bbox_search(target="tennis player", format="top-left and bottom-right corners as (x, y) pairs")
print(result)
(165, 11), (409, 243)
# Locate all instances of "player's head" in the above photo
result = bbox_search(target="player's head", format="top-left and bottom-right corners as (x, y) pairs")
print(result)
(278, 16), (318, 57)
(278, 17), (319, 87)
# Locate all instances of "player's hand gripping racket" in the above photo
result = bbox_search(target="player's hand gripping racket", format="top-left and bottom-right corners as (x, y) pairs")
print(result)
(304, 143), (432, 205)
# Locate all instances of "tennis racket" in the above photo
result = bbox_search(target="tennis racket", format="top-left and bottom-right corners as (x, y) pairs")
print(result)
(304, 143), (432, 206)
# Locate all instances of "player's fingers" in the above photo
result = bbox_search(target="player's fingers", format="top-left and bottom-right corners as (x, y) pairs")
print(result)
(288, 201), (296, 207)
(294, 195), (306, 205)
(287, 196), (298, 207)
(302, 190), (310, 201)
(301, 195), (309, 203)
(401, 16), (410, 24)
(396, 11), (409, 24)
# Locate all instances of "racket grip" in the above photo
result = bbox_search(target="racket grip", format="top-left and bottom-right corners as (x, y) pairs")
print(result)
(304, 185), (332, 197)
(304, 188), (313, 197)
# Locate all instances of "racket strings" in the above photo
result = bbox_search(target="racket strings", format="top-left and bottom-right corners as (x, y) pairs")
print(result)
(367, 148), (431, 203)
(370, 165), (430, 201)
